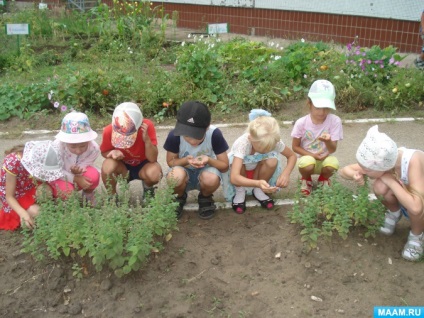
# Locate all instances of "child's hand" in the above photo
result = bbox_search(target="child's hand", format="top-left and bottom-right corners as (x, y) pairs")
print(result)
(107, 150), (124, 160)
(140, 123), (150, 143)
(352, 171), (365, 186)
(318, 133), (331, 141)
(276, 173), (290, 188)
(74, 175), (93, 190)
(70, 165), (85, 175)
(187, 155), (207, 168)
(21, 212), (34, 229)
(314, 151), (329, 161)
(258, 180), (279, 193)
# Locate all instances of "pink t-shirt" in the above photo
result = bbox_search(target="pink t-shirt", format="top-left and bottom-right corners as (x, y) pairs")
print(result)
(291, 114), (343, 155)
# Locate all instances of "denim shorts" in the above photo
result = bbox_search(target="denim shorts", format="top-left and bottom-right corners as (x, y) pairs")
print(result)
(401, 206), (409, 219)
(167, 166), (221, 191)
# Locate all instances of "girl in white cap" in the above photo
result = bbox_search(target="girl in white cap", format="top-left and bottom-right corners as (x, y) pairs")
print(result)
(291, 79), (343, 196)
(339, 125), (424, 261)
(51, 111), (100, 206)
(0, 141), (63, 230)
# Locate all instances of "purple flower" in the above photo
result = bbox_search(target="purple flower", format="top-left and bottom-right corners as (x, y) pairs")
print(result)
(389, 57), (395, 64)
(362, 52), (366, 56)
(380, 64), (384, 68)
(54, 102), (60, 108)
(367, 60), (371, 64)
(394, 61), (400, 66)
(347, 43), (352, 51)
(61, 105), (67, 112)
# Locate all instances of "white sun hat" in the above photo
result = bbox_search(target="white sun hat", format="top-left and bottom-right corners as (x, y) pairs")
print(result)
(356, 125), (398, 171)
(55, 111), (98, 143)
(21, 140), (63, 182)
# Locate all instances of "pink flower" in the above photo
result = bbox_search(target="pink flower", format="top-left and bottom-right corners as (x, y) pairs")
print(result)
(54, 102), (60, 108)
(61, 105), (67, 112)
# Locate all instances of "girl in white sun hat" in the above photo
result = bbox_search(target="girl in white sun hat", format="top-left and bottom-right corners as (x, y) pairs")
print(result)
(339, 125), (424, 261)
(0, 140), (63, 230)
(51, 111), (100, 206)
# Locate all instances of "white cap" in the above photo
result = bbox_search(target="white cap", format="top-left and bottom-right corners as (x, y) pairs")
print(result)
(308, 79), (336, 110)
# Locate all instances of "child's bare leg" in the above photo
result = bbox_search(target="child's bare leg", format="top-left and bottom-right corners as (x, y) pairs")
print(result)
(255, 158), (277, 182)
(167, 167), (188, 197)
(35, 183), (53, 201)
(299, 165), (314, 180)
(198, 171), (220, 196)
(139, 162), (162, 188)
(320, 166), (335, 179)
(101, 159), (127, 195)
(27, 204), (40, 218)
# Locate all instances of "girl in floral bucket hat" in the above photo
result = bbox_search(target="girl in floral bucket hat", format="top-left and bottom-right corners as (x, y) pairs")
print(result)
(51, 111), (100, 206)
(0, 140), (63, 230)
(339, 125), (424, 262)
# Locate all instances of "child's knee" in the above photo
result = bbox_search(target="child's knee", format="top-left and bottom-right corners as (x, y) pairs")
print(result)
(84, 166), (101, 189)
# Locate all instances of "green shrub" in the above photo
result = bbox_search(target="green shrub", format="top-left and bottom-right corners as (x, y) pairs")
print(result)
(288, 177), (386, 252)
(22, 182), (179, 277)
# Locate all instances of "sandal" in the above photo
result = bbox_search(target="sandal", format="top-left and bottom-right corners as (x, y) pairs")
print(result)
(232, 195), (246, 214)
(197, 193), (216, 220)
(252, 189), (274, 210)
(300, 178), (313, 196)
(175, 192), (187, 219)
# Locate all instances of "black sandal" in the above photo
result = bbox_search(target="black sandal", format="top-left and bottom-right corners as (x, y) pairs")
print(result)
(252, 189), (274, 210)
(232, 195), (246, 214)
(197, 193), (216, 220)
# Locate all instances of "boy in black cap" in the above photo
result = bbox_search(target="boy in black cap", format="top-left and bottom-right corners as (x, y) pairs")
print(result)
(163, 101), (229, 219)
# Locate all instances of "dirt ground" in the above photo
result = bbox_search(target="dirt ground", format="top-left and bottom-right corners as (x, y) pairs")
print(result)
(0, 204), (423, 318)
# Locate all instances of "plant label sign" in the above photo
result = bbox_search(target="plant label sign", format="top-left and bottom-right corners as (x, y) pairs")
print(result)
(6, 24), (30, 35)
(208, 23), (229, 34)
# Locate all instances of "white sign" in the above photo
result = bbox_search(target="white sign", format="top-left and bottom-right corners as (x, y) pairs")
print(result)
(6, 24), (30, 35)
(208, 23), (229, 34)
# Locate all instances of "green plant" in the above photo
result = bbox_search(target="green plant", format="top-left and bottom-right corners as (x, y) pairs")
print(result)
(0, 83), (51, 120)
(176, 35), (227, 102)
(72, 263), (83, 280)
(288, 177), (386, 252)
(21, 182), (179, 277)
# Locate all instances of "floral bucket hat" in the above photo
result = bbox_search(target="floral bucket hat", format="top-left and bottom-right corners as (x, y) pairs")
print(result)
(21, 140), (63, 182)
(55, 111), (98, 143)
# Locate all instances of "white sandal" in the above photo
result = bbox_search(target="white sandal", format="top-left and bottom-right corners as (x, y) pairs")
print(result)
(379, 211), (401, 235)
(402, 232), (424, 261)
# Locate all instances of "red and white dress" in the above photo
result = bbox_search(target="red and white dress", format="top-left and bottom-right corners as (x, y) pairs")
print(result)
(0, 153), (37, 230)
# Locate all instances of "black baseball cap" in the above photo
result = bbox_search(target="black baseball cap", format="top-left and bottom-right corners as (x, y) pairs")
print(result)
(174, 101), (211, 140)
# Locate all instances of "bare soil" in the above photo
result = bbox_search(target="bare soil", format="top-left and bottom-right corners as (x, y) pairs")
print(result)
(1, 101), (424, 318)
(0, 206), (422, 318)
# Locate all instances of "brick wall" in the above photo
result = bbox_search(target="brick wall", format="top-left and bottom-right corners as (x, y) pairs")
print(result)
(153, 2), (421, 53)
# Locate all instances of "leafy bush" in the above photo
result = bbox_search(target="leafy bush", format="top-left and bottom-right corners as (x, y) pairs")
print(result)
(22, 182), (179, 277)
(0, 83), (51, 120)
(288, 177), (386, 252)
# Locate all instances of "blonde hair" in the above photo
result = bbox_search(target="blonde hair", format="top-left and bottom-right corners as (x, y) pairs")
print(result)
(248, 116), (280, 153)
